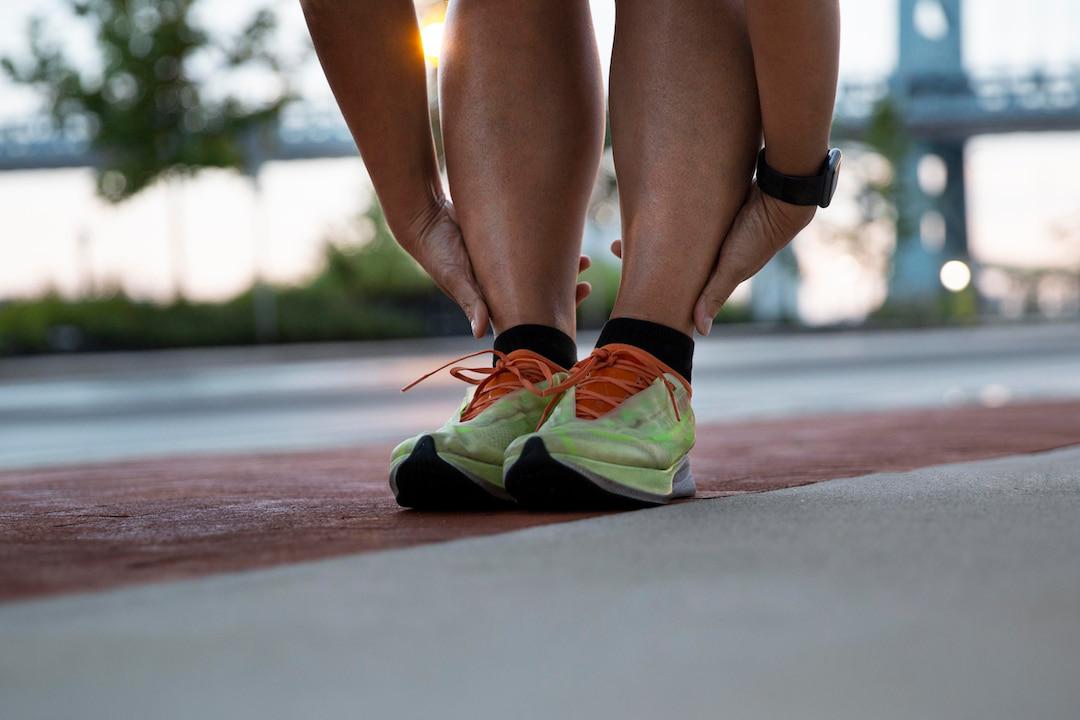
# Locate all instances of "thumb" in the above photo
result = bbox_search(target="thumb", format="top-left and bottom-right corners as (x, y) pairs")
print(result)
(693, 255), (744, 337)
(411, 202), (491, 338)
(693, 205), (760, 336)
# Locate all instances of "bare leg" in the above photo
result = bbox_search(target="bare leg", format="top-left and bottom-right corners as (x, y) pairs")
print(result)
(440, 0), (605, 338)
(608, 0), (761, 335)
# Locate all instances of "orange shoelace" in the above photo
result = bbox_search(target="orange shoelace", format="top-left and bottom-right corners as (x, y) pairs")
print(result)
(401, 349), (564, 421)
(538, 343), (691, 425)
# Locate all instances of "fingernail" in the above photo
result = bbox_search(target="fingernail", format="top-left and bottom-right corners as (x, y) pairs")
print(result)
(702, 316), (713, 336)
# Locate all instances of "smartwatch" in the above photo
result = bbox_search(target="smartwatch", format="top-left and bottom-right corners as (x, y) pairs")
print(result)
(755, 147), (842, 208)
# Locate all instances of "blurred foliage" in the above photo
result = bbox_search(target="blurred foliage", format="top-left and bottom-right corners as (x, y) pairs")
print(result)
(315, 203), (434, 300)
(0, 288), (430, 355)
(0, 201), (455, 355)
(2, 0), (294, 201)
(862, 98), (911, 248)
(871, 284), (978, 325)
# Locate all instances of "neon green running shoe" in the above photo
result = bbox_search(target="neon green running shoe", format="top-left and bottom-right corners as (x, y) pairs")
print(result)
(390, 349), (566, 509)
(503, 343), (695, 509)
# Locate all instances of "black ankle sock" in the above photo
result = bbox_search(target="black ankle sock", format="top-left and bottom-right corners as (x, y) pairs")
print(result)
(493, 324), (577, 370)
(596, 318), (694, 382)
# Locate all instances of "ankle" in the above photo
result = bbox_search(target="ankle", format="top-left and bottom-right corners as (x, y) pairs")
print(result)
(493, 324), (577, 370)
(491, 309), (576, 343)
(596, 317), (694, 382)
(608, 300), (694, 337)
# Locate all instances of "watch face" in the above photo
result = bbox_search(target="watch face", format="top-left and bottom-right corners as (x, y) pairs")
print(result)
(822, 148), (842, 208)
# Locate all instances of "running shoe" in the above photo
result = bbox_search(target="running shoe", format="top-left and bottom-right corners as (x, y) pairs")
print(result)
(390, 349), (566, 509)
(503, 343), (695, 508)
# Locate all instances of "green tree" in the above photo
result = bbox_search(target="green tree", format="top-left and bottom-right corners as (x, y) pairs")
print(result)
(2, 0), (293, 201)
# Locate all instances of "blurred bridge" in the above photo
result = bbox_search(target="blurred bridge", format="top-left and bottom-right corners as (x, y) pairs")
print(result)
(829, 64), (1080, 303)
(0, 103), (360, 172)
(835, 68), (1080, 140)
(2, 0), (1079, 307)
(832, 0), (1080, 303)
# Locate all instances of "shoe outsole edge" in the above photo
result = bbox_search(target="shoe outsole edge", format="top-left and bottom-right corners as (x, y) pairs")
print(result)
(390, 435), (512, 510)
(504, 436), (694, 510)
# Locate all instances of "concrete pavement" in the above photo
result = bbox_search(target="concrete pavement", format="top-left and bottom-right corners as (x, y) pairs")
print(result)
(3, 445), (1079, 719)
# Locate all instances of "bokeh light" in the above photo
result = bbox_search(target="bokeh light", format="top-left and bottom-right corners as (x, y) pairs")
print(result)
(940, 259), (972, 292)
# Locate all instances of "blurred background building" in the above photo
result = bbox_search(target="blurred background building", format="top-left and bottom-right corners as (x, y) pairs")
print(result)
(1, 0), (1078, 354)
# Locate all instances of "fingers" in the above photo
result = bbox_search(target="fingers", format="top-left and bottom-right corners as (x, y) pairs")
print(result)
(575, 281), (592, 306)
(575, 255), (592, 305)
(408, 202), (492, 338)
(693, 205), (760, 337)
(470, 301), (491, 338)
(693, 264), (743, 336)
(610, 239), (622, 259)
(436, 264), (491, 338)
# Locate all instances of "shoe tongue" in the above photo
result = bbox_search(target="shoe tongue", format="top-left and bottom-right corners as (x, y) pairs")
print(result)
(575, 352), (656, 419)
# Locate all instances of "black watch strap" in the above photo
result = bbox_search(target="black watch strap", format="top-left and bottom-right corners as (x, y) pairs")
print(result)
(755, 148), (838, 208)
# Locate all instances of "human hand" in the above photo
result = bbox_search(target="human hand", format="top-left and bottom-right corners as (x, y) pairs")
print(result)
(402, 199), (595, 337)
(401, 198), (491, 338)
(692, 186), (815, 335)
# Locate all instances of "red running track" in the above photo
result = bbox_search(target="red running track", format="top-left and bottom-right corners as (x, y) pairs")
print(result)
(2, 400), (1078, 601)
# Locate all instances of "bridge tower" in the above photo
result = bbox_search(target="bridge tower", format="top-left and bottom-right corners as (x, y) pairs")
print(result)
(890, 0), (970, 303)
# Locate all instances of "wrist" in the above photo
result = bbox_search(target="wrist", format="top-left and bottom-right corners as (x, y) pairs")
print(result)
(386, 188), (447, 247)
(761, 143), (829, 177)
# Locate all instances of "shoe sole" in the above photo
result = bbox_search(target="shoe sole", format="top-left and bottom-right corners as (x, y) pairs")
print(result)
(504, 437), (695, 510)
(389, 435), (512, 510)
